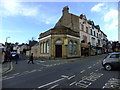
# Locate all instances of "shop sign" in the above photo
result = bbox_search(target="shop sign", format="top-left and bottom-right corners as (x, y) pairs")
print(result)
(64, 39), (68, 45)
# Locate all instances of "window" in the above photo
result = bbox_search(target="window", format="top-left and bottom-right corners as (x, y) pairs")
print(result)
(97, 33), (98, 37)
(86, 27), (88, 33)
(94, 31), (95, 36)
(41, 43), (43, 53)
(43, 42), (46, 53)
(81, 24), (84, 31)
(83, 35), (87, 43)
(110, 54), (119, 58)
(91, 29), (92, 35)
(46, 41), (49, 53)
(69, 41), (73, 54)
(74, 42), (77, 54)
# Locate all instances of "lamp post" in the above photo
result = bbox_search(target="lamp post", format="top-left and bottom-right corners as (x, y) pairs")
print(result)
(5, 37), (10, 51)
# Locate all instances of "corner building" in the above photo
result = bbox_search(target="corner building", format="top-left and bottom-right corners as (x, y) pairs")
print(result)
(39, 6), (107, 59)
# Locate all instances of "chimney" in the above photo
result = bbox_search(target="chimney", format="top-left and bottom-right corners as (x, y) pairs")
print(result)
(62, 6), (69, 15)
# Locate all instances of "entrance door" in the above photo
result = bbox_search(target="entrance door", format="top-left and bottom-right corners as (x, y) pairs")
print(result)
(56, 45), (62, 58)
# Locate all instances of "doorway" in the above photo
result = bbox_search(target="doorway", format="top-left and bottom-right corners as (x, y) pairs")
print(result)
(56, 45), (62, 58)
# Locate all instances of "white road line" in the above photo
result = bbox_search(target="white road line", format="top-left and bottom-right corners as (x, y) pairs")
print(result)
(68, 75), (76, 80)
(13, 73), (20, 76)
(38, 78), (65, 88)
(95, 69), (99, 72)
(23, 71), (29, 74)
(61, 75), (69, 78)
(88, 66), (92, 69)
(30, 69), (37, 73)
(2, 76), (8, 79)
(38, 69), (41, 71)
(48, 84), (59, 90)
(80, 70), (85, 73)
(3, 76), (15, 80)
(69, 81), (77, 86)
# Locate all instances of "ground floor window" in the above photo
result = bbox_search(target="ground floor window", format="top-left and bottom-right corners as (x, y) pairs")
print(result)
(74, 42), (77, 54)
(69, 41), (73, 54)
(41, 43), (43, 53)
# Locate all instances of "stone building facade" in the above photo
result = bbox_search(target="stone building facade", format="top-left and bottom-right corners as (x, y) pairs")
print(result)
(38, 6), (108, 59)
(39, 26), (80, 59)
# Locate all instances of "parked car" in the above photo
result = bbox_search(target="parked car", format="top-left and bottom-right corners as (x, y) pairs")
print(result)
(102, 52), (120, 71)
(10, 52), (19, 59)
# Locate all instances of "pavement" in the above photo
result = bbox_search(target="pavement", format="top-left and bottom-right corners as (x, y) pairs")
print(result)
(2, 61), (13, 75)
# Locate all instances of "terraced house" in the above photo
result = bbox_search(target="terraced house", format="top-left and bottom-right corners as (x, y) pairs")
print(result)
(38, 6), (108, 59)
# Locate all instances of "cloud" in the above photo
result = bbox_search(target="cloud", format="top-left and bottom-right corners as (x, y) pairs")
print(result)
(1, 0), (59, 25)
(1, 0), (39, 17)
(91, 3), (105, 12)
(104, 9), (118, 30)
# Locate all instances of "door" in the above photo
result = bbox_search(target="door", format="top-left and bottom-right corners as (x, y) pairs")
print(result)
(56, 45), (62, 58)
(109, 54), (119, 68)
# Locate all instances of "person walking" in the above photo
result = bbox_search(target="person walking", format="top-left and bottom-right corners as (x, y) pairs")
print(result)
(28, 53), (34, 64)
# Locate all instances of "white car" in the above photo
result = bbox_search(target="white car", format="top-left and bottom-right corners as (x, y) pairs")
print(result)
(102, 52), (120, 71)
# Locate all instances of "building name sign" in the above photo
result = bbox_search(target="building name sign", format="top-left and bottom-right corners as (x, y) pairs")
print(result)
(64, 39), (68, 45)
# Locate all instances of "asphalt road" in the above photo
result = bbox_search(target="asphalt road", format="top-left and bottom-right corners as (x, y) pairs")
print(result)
(2, 54), (120, 89)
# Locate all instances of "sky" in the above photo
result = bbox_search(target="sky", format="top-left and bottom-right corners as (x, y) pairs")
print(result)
(0, 0), (119, 44)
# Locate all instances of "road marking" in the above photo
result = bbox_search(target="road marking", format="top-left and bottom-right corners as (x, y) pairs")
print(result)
(38, 78), (65, 88)
(88, 66), (92, 69)
(48, 84), (59, 90)
(2, 76), (8, 79)
(3, 76), (15, 80)
(30, 69), (37, 73)
(23, 71), (29, 74)
(61, 75), (69, 78)
(38, 69), (41, 71)
(13, 73), (20, 76)
(69, 81), (77, 86)
(68, 75), (76, 80)
(95, 69), (99, 72)
(80, 70), (85, 73)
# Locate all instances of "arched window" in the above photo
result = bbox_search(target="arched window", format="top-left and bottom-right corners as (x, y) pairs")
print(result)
(41, 43), (43, 53)
(46, 41), (49, 53)
(43, 42), (46, 53)
(69, 41), (73, 54)
(74, 42), (77, 54)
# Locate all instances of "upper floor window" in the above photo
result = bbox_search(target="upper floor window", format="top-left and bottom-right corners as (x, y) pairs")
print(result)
(83, 35), (87, 43)
(86, 27), (88, 33)
(91, 29), (92, 35)
(81, 24), (84, 31)
(94, 31), (95, 36)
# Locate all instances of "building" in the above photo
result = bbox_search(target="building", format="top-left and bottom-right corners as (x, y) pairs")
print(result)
(39, 26), (80, 59)
(39, 6), (108, 59)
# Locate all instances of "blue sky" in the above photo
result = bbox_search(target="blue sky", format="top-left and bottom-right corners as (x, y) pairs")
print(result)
(0, 0), (118, 44)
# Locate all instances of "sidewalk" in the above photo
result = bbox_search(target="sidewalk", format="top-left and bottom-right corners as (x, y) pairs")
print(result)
(2, 62), (12, 75)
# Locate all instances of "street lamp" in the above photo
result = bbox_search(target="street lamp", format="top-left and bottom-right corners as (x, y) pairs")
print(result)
(6, 36), (10, 44)
(5, 37), (10, 51)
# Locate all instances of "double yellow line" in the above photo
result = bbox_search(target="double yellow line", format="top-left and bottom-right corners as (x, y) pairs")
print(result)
(2, 62), (13, 75)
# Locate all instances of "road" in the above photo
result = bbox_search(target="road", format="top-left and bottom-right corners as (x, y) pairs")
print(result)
(2, 54), (120, 89)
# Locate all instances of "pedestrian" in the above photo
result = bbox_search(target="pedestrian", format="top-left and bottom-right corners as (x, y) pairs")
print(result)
(2, 51), (8, 64)
(8, 52), (12, 62)
(15, 54), (19, 64)
(28, 53), (34, 64)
